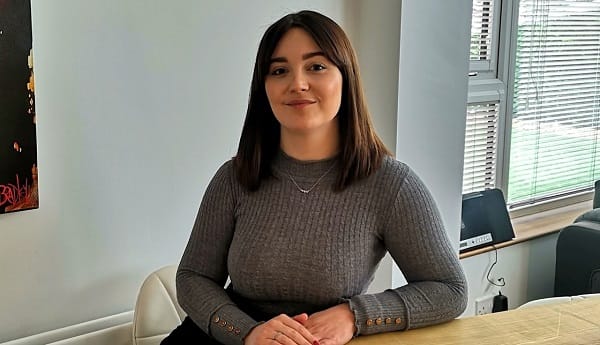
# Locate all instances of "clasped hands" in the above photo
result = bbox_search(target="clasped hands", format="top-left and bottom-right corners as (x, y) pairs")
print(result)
(244, 303), (356, 345)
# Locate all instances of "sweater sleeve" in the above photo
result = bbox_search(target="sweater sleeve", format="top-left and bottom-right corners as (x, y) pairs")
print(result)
(348, 166), (467, 335)
(176, 161), (260, 345)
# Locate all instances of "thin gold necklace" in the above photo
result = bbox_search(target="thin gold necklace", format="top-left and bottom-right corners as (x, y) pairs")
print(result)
(286, 162), (336, 194)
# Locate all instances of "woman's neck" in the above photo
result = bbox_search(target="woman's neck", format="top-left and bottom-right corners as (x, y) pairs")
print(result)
(280, 126), (340, 161)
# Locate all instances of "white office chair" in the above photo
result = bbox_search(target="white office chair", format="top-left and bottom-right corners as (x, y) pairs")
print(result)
(517, 296), (583, 309)
(132, 265), (186, 345)
(518, 293), (600, 309)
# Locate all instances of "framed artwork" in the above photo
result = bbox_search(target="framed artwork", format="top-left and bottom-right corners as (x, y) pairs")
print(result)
(0, 0), (38, 214)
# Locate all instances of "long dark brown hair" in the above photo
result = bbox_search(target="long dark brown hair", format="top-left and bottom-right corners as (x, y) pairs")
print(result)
(234, 10), (391, 191)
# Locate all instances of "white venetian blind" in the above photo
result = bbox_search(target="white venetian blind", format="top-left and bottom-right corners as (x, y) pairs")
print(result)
(508, 0), (600, 207)
(470, 0), (495, 62)
(463, 101), (500, 194)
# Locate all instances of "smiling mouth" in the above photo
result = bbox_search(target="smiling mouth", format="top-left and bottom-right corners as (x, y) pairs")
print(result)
(286, 100), (316, 109)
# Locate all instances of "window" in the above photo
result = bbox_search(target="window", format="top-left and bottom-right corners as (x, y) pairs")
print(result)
(507, 0), (600, 207)
(463, 101), (500, 193)
(463, 0), (600, 211)
(463, 0), (504, 195)
(470, 0), (500, 75)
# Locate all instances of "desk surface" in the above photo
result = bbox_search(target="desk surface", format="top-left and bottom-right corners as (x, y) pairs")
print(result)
(350, 298), (600, 345)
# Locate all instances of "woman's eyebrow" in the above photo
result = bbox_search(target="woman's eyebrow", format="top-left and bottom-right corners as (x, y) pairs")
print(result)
(269, 51), (325, 64)
(302, 51), (325, 60)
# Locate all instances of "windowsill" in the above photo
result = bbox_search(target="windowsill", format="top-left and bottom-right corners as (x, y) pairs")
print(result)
(459, 200), (593, 259)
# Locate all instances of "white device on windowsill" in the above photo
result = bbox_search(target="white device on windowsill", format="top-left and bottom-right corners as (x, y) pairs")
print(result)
(459, 232), (493, 251)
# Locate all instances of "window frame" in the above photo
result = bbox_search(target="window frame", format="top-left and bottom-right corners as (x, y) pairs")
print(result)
(470, 0), (504, 79)
(466, 0), (510, 194)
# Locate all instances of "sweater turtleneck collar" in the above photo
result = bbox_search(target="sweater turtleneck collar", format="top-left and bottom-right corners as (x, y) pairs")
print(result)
(272, 149), (340, 180)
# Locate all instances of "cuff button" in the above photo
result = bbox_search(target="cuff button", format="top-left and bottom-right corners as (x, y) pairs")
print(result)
(366, 319), (374, 326)
(212, 316), (220, 323)
(375, 318), (382, 325)
(395, 318), (402, 325)
(385, 318), (392, 324)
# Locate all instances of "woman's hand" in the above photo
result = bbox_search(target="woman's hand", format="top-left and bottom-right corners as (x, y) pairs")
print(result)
(294, 304), (356, 345)
(244, 313), (319, 345)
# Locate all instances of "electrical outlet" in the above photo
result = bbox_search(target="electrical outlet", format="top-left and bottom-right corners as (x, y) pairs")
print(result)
(475, 295), (495, 315)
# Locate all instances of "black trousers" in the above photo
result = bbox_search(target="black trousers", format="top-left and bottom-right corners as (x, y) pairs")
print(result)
(160, 316), (223, 345)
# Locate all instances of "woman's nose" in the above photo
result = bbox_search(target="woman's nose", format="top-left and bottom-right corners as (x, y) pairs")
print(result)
(289, 71), (309, 93)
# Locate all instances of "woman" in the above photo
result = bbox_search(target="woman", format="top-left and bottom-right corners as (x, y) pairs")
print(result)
(163, 10), (467, 345)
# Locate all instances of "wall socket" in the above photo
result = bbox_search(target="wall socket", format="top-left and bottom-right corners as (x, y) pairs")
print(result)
(475, 294), (495, 315)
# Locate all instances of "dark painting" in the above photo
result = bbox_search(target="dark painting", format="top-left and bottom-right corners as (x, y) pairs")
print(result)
(0, 0), (38, 214)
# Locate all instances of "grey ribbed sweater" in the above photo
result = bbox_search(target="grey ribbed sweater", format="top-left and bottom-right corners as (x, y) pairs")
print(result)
(176, 152), (467, 345)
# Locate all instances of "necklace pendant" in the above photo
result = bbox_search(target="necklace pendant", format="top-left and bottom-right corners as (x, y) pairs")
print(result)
(286, 162), (336, 195)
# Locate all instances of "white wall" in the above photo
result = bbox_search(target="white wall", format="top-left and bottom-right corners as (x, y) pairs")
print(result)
(346, 0), (401, 155)
(395, 0), (471, 248)
(461, 233), (559, 315)
(392, 0), (472, 286)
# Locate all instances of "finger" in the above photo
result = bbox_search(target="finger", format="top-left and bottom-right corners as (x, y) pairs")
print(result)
(270, 330), (314, 345)
(292, 313), (309, 324)
(275, 315), (317, 345)
(315, 339), (335, 345)
(271, 330), (295, 345)
(278, 325), (313, 345)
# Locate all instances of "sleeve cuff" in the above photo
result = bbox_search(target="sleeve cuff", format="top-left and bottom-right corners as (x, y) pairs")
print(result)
(348, 290), (409, 336)
(209, 304), (261, 345)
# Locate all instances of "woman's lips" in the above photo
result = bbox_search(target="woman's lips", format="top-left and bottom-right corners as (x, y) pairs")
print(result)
(286, 99), (316, 109)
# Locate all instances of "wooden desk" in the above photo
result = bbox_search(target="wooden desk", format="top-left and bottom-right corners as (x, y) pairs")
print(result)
(350, 298), (600, 345)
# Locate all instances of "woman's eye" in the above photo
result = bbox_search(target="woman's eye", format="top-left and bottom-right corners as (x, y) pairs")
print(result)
(310, 64), (326, 71)
(270, 67), (286, 76)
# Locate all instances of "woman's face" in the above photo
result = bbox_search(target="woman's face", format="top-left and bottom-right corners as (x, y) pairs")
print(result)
(265, 28), (343, 138)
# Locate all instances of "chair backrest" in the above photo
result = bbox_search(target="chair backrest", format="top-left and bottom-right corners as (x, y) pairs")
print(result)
(555, 221), (600, 296)
(132, 265), (186, 345)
